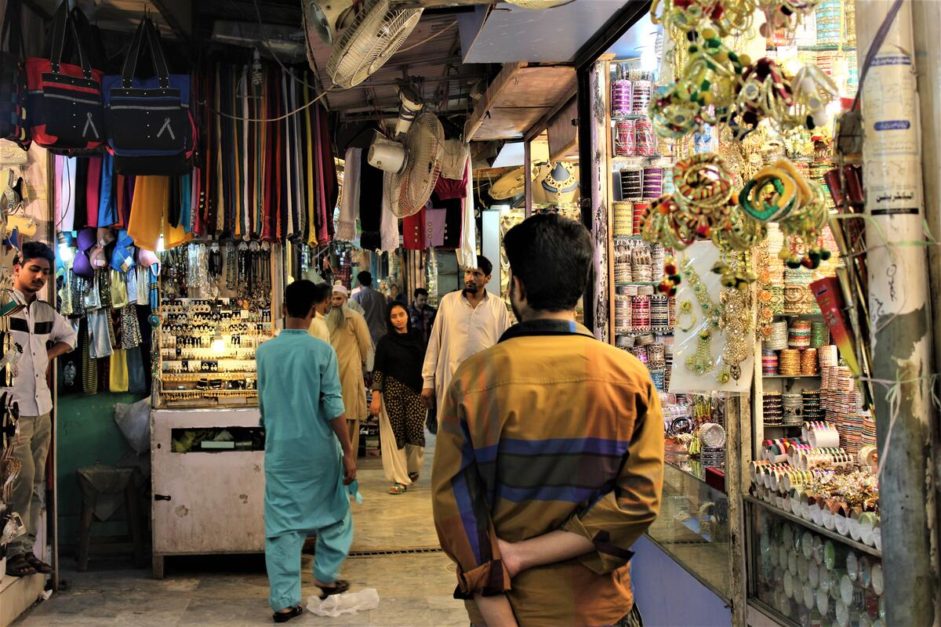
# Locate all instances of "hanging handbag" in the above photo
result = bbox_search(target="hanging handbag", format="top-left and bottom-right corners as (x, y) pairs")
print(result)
(104, 17), (195, 175)
(25, 1), (105, 154)
(0, 0), (29, 150)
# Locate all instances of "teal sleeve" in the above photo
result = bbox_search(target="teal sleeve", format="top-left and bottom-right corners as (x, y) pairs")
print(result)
(319, 348), (346, 421)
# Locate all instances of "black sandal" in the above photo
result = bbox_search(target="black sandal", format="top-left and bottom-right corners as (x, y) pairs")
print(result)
(25, 553), (52, 574)
(272, 605), (303, 623)
(5, 554), (36, 578)
(317, 579), (350, 600)
(408, 472), (420, 482)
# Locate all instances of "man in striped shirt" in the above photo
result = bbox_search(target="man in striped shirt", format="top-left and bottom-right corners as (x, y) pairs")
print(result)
(432, 214), (664, 626)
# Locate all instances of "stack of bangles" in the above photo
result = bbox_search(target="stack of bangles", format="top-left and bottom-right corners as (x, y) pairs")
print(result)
(739, 158), (831, 268)
(643, 153), (763, 286)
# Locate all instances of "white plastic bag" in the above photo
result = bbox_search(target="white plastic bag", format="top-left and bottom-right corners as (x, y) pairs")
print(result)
(307, 588), (380, 617)
(114, 398), (151, 454)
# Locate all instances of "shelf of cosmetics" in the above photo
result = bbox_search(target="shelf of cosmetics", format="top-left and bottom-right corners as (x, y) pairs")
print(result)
(751, 506), (886, 627)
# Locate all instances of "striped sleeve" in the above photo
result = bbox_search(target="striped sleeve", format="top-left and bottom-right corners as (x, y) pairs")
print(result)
(431, 372), (512, 598)
(561, 379), (664, 574)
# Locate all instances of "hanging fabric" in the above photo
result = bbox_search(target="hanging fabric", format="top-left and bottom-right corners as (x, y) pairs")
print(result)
(380, 171), (399, 252)
(338, 147), (361, 241)
(127, 175), (168, 251)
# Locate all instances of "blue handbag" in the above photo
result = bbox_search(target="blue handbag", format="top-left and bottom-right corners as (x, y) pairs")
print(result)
(103, 17), (194, 174)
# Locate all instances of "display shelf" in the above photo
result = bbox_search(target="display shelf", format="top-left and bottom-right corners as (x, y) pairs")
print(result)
(744, 495), (881, 558)
(613, 233), (645, 240)
(615, 281), (659, 287)
(762, 374), (821, 379)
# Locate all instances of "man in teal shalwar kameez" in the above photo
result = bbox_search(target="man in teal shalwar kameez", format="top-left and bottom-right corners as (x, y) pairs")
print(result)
(257, 280), (358, 622)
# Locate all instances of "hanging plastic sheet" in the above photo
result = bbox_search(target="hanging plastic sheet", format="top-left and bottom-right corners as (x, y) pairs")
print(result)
(670, 240), (754, 393)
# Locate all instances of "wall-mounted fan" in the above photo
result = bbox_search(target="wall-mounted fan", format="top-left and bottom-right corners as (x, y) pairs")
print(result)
(369, 106), (444, 218)
(303, 0), (423, 89)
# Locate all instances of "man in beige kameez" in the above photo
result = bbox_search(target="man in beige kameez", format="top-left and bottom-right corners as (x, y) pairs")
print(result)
(327, 282), (373, 455)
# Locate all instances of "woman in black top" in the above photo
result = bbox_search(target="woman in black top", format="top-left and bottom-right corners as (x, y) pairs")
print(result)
(369, 302), (426, 494)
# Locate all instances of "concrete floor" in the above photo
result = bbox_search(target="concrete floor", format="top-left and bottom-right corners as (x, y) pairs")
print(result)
(15, 435), (470, 626)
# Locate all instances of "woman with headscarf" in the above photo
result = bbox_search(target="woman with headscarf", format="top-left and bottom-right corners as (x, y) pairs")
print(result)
(369, 302), (427, 494)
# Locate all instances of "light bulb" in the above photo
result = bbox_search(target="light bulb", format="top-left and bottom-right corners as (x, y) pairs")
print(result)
(211, 336), (226, 354)
(156, 235), (165, 253)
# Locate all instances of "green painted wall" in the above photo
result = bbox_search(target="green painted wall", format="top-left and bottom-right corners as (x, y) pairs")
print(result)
(56, 392), (147, 552)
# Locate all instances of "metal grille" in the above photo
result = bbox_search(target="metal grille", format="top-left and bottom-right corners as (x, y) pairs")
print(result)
(347, 547), (443, 558)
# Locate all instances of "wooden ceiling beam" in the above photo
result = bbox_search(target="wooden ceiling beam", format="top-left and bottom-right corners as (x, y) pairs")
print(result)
(464, 62), (526, 141)
(151, 0), (193, 41)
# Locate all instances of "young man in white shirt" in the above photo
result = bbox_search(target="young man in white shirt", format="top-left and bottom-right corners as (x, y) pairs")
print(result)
(6, 242), (77, 578)
(420, 255), (513, 417)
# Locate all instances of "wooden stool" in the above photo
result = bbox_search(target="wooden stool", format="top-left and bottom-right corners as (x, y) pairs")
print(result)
(76, 466), (145, 571)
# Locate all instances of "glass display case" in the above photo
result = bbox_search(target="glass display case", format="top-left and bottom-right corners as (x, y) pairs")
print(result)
(747, 501), (883, 626)
(650, 461), (733, 602)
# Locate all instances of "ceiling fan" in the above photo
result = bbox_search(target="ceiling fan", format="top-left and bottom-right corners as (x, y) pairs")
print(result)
(302, 0), (423, 89)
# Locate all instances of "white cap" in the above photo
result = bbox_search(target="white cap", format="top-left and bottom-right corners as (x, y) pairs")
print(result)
(332, 281), (349, 296)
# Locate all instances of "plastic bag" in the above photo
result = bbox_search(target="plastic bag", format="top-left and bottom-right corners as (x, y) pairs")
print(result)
(307, 588), (380, 617)
(114, 397), (151, 454)
(669, 241), (754, 393)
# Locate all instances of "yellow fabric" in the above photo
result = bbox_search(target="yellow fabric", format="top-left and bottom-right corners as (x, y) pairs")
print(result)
(110, 271), (128, 309)
(164, 214), (193, 248)
(305, 83), (317, 246)
(127, 176), (169, 251)
(109, 349), (129, 393)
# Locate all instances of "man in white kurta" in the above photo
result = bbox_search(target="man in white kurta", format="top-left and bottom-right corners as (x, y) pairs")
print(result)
(420, 256), (513, 418)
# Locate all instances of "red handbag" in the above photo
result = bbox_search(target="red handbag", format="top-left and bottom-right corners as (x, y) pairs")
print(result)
(25, 1), (105, 154)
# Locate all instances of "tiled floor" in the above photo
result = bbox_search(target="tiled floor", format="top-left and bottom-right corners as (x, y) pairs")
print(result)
(16, 436), (469, 626)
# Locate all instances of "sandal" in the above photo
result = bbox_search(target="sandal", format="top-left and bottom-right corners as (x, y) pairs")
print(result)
(388, 483), (407, 495)
(5, 554), (36, 578)
(317, 579), (350, 600)
(272, 605), (303, 623)
(408, 472), (420, 483)
(25, 553), (52, 574)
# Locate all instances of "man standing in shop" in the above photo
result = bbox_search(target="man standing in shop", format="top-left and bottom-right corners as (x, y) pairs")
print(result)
(327, 282), (372, 456)
(420, 255), (511, 418)
(352, 271), (386, 346)
(258, 279), (356, 622)
(6, 242), (77, 578)
(432, 214), (664, 626)
(408, 288), (436, 345)
(307, 282), (332, 345)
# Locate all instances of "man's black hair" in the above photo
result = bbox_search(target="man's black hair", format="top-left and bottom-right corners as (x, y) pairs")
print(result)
(503, 213), (592, 312)
(357, 271), (373, 287)
(14, 241), (55, 267)
(414, 287), (429, 298)
(312, 282), (332, 305)
(284, 280), (318, 318)
(474, 255), (493, 276)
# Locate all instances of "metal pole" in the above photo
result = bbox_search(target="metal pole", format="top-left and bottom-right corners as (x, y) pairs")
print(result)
(912, 2), (941, 619)
(856, 2), (939, 625)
